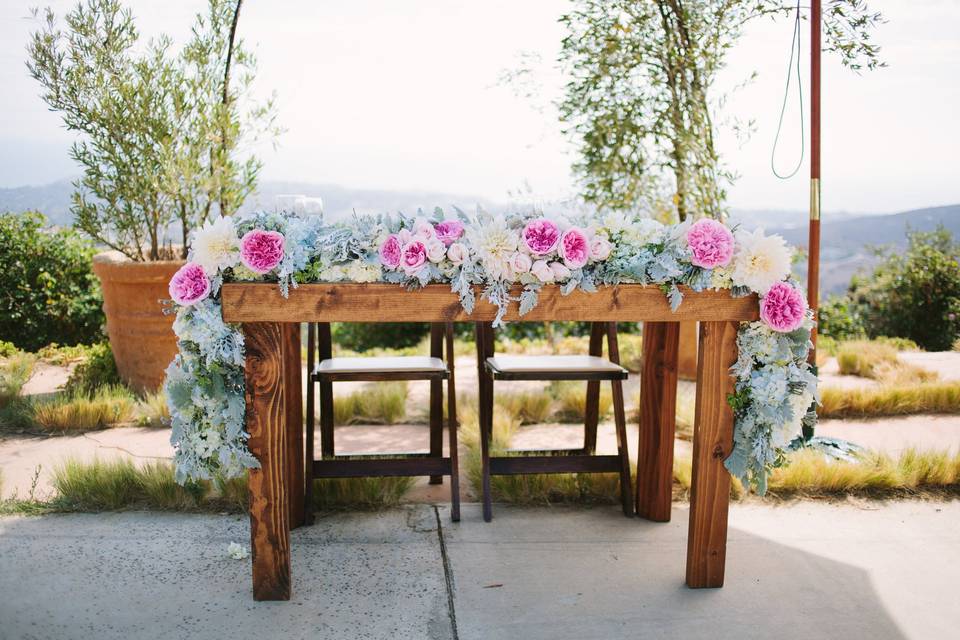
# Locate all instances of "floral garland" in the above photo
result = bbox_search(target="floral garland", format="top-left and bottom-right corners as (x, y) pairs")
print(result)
(164, 209), (817, 493)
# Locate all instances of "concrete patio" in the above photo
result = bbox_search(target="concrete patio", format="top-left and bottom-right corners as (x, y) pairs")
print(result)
(1, 500), (957, 639)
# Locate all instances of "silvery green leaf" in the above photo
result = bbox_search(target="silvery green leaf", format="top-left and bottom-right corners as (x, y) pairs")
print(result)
(518, 286), (540, 316)
(560, 278), (578, 296)
(667, 285), (683, 311)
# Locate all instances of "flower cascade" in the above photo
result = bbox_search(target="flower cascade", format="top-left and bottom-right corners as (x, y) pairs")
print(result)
(165, 209), (816, 492)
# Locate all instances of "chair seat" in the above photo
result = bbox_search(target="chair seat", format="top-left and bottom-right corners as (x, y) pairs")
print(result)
(314, 356), (447, 377)
(485, 355), (627, 380)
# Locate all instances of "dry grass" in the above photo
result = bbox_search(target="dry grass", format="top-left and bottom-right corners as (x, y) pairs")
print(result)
(836, 340), (937, 384)
(820, 382), (960, 419)
(549, 380), (613, 423)
(333, 382), (408, 425)
(32, 385), (136, 431)
(136, 390), (170, 428)
(0, 352), (35, 409)
(311, 477), (415, 510)
(495, 390), (553, 425)
(764, 448), (960, 498)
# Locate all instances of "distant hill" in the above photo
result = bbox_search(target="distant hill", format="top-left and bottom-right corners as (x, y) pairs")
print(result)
(2, 179), (956, 295)
(770, 204), (960, 294)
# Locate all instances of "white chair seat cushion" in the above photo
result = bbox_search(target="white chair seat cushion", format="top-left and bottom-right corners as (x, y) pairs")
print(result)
(316, 356), (446, 374)
(486, 355), (626, 374)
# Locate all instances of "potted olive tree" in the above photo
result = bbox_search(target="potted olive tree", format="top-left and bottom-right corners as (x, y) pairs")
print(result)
(27, 0), (278, 390)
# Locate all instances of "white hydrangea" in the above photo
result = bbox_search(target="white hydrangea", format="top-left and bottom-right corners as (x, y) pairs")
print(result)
(347, 261), (382, 282)
(190, 216), (240, 276)
(731, 228), (793, 294)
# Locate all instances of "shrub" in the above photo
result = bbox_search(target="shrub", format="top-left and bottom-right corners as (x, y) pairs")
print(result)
(852, 227), (960, 351)
(0, 211), (103, 350)
(64, 343), (120, 394)
(817, 295), (866, 341)
(333, 323), (429, 351)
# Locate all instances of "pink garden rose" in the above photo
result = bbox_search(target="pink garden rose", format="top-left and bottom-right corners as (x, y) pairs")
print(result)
(379, 234), (402, 269)
(168, 262), (211, 306)
(240, 229), (285, 274)
(530, 259), (554, 283)
(401, 240), (428, 275)
(522, 218), (561, 255)
(686, 218), (735, 269)
(426, 239), (447, 263)
(559, 227), (590, 269)
(760, 282), (807, 332)
(434, 220), (465, 246)
(589, 234), (612, 261)
(413, 218), (436, 242)
(446, 242), (468, 265)
(550, 262), (572, 280)
(510, 252), (532, 274)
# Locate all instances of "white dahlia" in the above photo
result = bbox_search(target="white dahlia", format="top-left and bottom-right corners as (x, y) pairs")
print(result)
(190, 216), (240, 276)
(731, 229), (793, 294)
(468, 215), (519, 281)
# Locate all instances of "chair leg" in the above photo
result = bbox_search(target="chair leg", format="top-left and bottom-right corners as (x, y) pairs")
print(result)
(429, 324), (444, 484)
(607, 322), (634, 517)
(445, 324), (461, 521)
(319, 380), (335, 458)
(583, 322), (605, 454)
(305, 324), (316, 525)
(476, 322), (494, 522)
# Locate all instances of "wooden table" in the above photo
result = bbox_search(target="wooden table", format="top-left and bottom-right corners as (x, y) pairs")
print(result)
(221, 283), (758, 600)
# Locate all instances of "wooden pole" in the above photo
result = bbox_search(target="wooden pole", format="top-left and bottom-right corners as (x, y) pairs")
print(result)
(808, 0), (821, 360)
(805, 0), (821, 439)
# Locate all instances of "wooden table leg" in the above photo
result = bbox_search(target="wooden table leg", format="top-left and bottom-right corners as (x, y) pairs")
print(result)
(283, 323), (305, 529)
(686, 320), (738, 588)
(636, 321), (680, 522)
(244, 321), (293, 601)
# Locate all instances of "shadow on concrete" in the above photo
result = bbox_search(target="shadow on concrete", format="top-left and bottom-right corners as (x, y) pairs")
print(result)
(444, 504), (910, 640)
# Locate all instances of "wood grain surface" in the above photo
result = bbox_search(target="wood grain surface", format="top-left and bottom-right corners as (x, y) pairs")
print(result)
(686, 321), (738, 588)
(222, 283), (760, 323)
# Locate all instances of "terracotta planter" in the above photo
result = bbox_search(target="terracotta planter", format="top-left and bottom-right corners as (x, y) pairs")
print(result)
(678, 320), (698, 381)
(92, 252), (184, 392)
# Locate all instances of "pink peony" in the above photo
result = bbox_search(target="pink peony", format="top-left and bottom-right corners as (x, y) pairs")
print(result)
(687, 218), (735, 269)
(434, 220), (465, 246)
(559, 227), (590, 269)
(379, 234), (402, 269)
(168, 262), (211, 306)
(522, 218), (561, 255)
(240, 229), (285, 274)
(760, 282), (807, 332)
(401, 240), (428, 275)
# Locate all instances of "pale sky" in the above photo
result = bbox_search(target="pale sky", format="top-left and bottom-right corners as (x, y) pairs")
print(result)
(1, 0), (958, 214)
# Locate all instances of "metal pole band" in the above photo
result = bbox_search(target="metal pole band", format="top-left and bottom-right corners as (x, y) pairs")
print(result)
(809, 178), (821, 221)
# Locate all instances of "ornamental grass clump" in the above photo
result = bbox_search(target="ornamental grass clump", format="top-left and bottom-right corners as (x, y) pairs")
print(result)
(32, 386), (136, 431)
(834, 338), (936, 388)
(332, 382), (408, 426)
(549, 380), (612, 423)
(494, 391), (553, 425)
(820, 382), (960, 419)
(0, 352), (36, 409)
